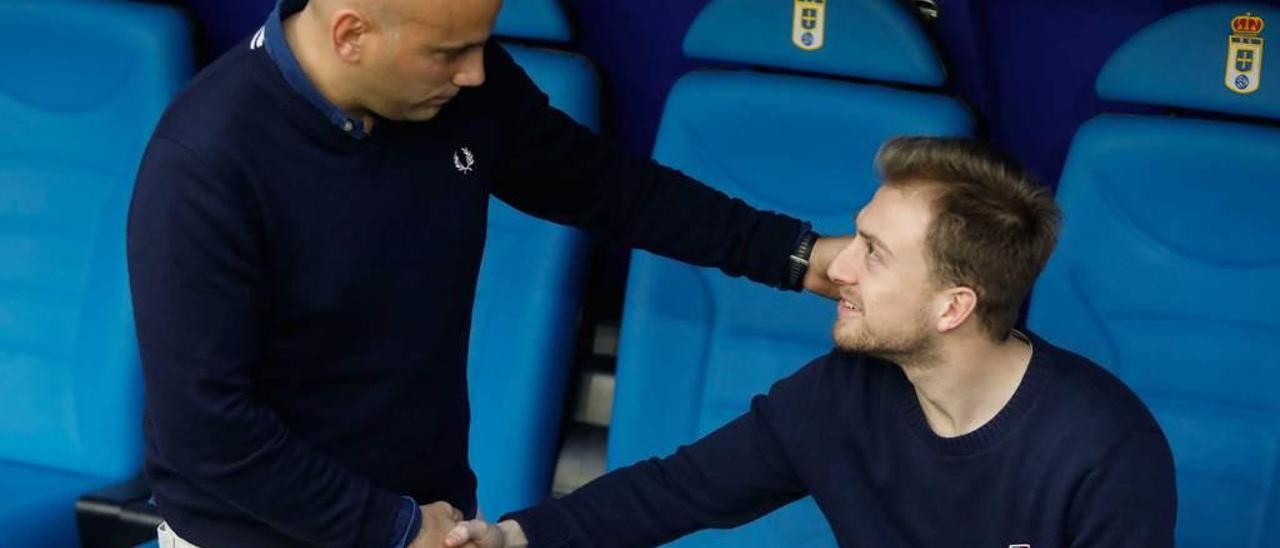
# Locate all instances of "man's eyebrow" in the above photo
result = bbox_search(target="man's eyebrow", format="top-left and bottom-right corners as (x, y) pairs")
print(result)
(858, 229), (894, 258)
(431, 39), (487, 53)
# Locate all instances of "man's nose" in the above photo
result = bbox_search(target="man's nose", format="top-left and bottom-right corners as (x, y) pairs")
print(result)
(827, 243), (858, 287)
(453, 49), (486, 88)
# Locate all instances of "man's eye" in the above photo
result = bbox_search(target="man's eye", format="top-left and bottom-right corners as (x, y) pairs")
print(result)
(447, 45), (478, 61)
(432, 49), (464, 61)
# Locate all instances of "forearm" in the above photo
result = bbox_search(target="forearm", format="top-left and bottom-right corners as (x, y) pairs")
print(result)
(485, 43), (807, 288)
(503, 403), (803, 547)
(495, 115), (806, 287)
(141, 339), (404, 547)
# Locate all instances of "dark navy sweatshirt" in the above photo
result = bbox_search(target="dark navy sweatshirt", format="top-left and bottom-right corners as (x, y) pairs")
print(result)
(508, 332), (1177, 547)
(125, 1), (806, 545)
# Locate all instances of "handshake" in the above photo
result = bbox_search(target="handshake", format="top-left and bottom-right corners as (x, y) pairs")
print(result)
(409, 502), (527, 548)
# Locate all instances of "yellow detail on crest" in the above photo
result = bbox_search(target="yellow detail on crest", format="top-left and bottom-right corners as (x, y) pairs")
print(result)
(793, 0), (825, 51)
(1225, 13), (1265, 94)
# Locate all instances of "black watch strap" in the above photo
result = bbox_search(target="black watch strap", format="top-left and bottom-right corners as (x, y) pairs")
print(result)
(785, 230), (819, 291)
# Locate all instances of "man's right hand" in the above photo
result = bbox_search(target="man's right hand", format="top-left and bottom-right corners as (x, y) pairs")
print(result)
(444, 519), (528, 548)
(407, 501), (464, 548)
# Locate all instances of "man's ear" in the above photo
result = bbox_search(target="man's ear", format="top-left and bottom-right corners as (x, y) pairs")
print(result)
(935, 286), (978, 333)
(331, 9), (369, 63)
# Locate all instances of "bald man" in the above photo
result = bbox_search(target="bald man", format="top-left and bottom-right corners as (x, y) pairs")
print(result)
(127, 0), (845, 547)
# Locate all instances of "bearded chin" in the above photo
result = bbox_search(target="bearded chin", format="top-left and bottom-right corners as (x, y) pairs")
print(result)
(833, 315), (938, 365)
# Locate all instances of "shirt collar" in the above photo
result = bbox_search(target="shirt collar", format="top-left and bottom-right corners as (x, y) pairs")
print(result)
(263, 0), (367, 139)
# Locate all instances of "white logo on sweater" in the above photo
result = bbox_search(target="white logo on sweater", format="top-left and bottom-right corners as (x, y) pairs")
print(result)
(250, 26), (266, 50)
(453, 147), (475, 174)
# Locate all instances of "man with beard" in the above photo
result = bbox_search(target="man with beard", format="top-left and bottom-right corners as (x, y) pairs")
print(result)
(445, 137), (1177, 548)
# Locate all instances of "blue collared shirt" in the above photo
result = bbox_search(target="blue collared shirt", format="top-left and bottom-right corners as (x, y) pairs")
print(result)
(262, 0), (367, 139)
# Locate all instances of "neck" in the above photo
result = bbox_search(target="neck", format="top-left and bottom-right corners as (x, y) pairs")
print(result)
(900, 330), (1032, 438)
(283, 8), (377, 132)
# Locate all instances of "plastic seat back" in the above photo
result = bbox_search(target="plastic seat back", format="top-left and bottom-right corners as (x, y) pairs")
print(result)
(1027, 4), (1280, 545)
(0, 0), (191, 482)
(468, 0), (601, 518)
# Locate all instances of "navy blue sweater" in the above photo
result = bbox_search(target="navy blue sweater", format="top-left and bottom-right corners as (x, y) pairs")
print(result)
(125, 5), (805, 546)
(508, 333), (1177, 547)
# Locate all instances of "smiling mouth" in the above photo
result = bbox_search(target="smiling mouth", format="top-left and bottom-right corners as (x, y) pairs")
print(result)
(839, 298), (862, 316)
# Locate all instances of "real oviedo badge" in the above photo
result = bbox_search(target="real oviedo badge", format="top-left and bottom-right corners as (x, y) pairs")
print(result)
(793, 0), (825, 51)
(1226, 13), (1265, 94)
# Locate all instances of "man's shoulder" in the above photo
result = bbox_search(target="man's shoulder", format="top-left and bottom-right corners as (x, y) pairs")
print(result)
(1034, 336), (1169, 455)
(152, 32), (278, 153)
(135, 34), (281, 197)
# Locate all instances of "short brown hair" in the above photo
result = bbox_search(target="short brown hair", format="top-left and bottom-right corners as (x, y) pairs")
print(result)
(875, 137), (1061, 341)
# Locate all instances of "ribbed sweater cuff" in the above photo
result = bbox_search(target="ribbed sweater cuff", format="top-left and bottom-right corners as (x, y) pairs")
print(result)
(357, 490), (404, 548)
(503, 501), (575, 547)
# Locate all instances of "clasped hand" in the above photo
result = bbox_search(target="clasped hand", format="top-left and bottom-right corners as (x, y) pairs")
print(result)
(407, 501), (526, 548)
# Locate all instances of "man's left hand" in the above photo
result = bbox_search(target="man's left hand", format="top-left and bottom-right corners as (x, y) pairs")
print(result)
(803, 236), (852, 299)
(444, 519), (527, 548)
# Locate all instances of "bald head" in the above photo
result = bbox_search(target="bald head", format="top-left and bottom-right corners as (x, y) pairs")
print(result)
(303, 0), (398, 29)
(306, 0), (500, 30)
(284, 0), (502, 124)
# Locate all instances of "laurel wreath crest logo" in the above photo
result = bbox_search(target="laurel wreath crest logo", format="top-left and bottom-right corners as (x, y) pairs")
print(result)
(453, 147), (475, 174)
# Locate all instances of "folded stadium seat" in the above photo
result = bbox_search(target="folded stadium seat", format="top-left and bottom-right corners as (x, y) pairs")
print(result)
(605, 1), (973, 545)
(1026, 3), (1280, 546)
(467, 0), (600, 519)
(0, 1), (191, 546)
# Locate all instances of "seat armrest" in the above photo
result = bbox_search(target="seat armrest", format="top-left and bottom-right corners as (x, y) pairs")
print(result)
(76, 476), (162, 548)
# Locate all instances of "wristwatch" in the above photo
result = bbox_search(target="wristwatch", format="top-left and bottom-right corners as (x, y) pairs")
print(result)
(786, 230), (819, 291)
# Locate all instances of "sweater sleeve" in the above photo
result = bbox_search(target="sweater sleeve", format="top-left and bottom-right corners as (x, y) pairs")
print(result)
(127, 136), (402, 547)
(504, 378), (811, 547)
(485, 42), (808, 289)
(1065, 429), (1177, 547)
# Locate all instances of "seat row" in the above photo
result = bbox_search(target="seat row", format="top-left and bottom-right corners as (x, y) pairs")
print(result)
(0, 1), (1275, 546)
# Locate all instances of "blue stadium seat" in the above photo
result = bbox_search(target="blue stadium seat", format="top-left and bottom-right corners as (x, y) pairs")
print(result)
(606, 1), (972, 545)
(0, 1), (191, 545)
(1026, 3), (1280, 546)
(468, 0), (600, 519)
